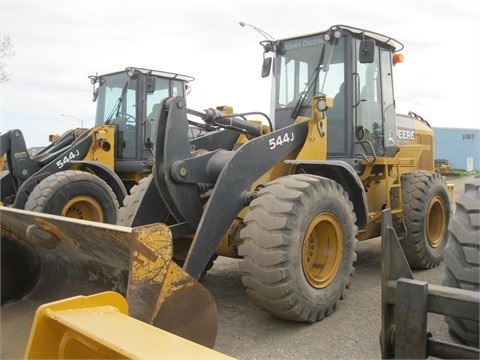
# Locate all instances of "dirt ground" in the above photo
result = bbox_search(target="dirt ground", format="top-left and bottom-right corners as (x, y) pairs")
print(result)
(206, 176), (475, 359)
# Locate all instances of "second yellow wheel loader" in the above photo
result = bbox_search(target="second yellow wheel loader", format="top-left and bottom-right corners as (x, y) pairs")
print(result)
(0, 67), (193, 223)
(1, 25), (452, 357)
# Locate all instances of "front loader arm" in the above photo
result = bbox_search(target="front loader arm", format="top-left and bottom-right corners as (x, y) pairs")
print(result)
(154, 97), (205, 233)
(184, 120), (308, 278)
(154, 96), (309, 279)
(0, 130), (40, 192)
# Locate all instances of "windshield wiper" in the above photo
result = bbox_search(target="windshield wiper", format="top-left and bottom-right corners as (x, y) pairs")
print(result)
(105, 81), (129, 125)
(290, 44), (326, 119)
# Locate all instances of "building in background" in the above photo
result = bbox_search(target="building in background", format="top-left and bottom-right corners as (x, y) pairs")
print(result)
(433, 127), (480, 171)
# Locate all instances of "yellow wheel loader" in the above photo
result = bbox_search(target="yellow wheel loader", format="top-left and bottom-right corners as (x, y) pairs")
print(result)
(1, 25), (452, 358)
(118, 25), (450, 318)
(0, 67), (194, 223)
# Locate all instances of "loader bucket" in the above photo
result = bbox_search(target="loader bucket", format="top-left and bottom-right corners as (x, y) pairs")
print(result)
(0, 207), (217, 359)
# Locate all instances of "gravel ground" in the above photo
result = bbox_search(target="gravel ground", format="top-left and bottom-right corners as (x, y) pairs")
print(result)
(0, 176), (474, 359)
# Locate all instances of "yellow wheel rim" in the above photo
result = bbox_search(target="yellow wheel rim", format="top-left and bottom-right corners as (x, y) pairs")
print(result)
(61, 196), (104, 222)
(426, 195), (447, 248)
(302, 213), (343, 288)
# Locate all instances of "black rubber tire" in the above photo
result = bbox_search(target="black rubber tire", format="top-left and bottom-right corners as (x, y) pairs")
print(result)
(400, 170), (451, 269)
(24, 170), (118, 224)
(442, 178), (479, 348)
(117, 175), (153, 226)
(238, 174), (357, 322)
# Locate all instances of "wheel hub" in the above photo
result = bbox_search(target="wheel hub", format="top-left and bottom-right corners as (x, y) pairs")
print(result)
(62, 196), (104, 222)
(302, 213), (343, 288)
(426, 195), (447, 248)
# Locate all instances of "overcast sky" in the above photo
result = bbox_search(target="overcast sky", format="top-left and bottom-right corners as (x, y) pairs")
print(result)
(1, 0), (479, 147)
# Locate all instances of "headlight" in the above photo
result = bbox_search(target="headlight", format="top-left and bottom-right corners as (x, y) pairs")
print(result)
(316, 98), (327, 111)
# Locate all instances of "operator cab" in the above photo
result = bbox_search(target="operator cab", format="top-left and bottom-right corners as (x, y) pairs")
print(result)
(266, 25), (403, 163)
(90, 67), (194, 174)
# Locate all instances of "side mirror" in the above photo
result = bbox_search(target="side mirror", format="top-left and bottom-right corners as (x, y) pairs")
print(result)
(359, 39), (375, 63)
(356, 125), (365, 139)
(261, 57), (272, 78)
(146, 76), (156, 94)
(92, 86), (99, 102)
(89, 75), (99, 102)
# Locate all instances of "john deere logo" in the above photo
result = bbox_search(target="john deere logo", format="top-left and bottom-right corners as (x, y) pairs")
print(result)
(386, 130), (396, 146)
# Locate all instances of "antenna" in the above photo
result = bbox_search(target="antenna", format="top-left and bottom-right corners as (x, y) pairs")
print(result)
(239, 21), (275, 41)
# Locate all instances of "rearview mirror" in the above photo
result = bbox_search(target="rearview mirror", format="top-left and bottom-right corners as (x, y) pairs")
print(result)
(261, 57), (272, 78)
(146, 76), (156, 94)
(359, 39), (375, 63)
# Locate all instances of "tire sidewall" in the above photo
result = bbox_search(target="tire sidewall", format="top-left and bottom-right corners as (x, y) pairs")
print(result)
(402, 171), (451, 267)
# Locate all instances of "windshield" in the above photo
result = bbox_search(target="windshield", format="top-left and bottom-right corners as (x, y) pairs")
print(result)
(94, 72), (137, 126)
(274, 34), (345, 129)
(94, 72), (187, 128)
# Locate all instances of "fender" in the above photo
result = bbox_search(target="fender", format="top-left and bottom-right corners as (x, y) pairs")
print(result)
(285, 159), (369, 229)
(72, 160), (128, 206)
(12, 134), (93, 209)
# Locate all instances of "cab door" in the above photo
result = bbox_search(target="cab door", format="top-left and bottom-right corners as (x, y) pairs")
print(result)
(354, 40), (397, 157)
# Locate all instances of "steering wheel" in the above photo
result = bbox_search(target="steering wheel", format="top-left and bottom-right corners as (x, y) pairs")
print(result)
(118, 112), (136, 124)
